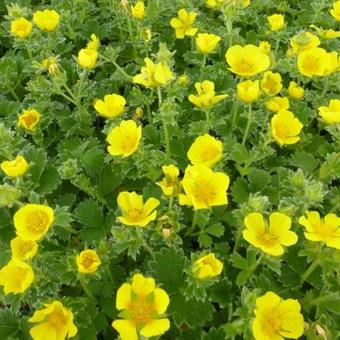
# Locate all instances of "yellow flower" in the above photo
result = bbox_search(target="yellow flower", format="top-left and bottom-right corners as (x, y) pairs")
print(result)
(206, 0), (250, 8)
(0, 258), (34, 294)
(29, 301), (78, 340)
(112, 273), (170, 340)
(331, 1), (340, 20)
(77, 48), (98, 69)
(188, 80), (228, 109)
(288, 81), (304, 99)
(196, 33), (221, 54)
(259, 41), (271, 54)
(10, 236), (38, 260)
(271, 110), (303, 146)
(131, 1), (145, 19)
(33, 9), (60, 31)
(267, 14), (285, 31)
(94, 94), (126, 118)
(107, 120), (142, 157)
(141, 28), (152, 42)
(135, 107), (144, 118)
(86, 33), (100, 51)
(177, 74), (189, 86)
(192, 253), (223, 279)
(265, 96), (289, 112)
(225, 44), (270, 77)
(323, 51), (339, 76)
(261, 71), (282, 96)
(117, 191), (160, 227)
(41, 56), (59, 75)
(318, 99), (340, 124)
(187, 134), (223, 167)
(170, 9), (198, 39)
(1, 156), (29, 177)
(11, 17), (32, 38)
(18, 109), (41, 131)
(321, 28), (340, 39)
(253, 291), (304, 340)
(133, 58), (173, 88)
(297, 47), (329, 77)
(157, 165), (180, 196)
(237, 80), (260, 103)
(243, 212), (298, 256)
(14, 204), (54, 241)
(290, 32), (320, 55)
(299, 211), (340, 249)
(76, 249), (101, 274)
(180, 164), (230, 210)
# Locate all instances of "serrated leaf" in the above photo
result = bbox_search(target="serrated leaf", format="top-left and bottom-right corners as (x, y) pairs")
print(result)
(229, 143), (249, 164)
(148, 247), (186, 295)
(36, 164), (61, 194)
(231, 177), (250, 204)
(201, 327), (226, 340)
(231, 253), (248, 270)
(198, 233), (212, 248)
(170, 295), (214, 329)
(289, 151), (318, 173)
(0, 309), (19, 338)
(24, 147), (47, 184)
(205, 223), (224, 237)
(248, 168), (271, 193)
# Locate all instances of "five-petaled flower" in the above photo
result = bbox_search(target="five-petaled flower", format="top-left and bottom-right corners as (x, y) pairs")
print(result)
(187, 134), (223, 167)
(243, 212), (298, 256)
(170, 9), (198, 39)
(252, 291), (304, 340)
(318, 99), (340, 124)
(18, 109), (41, 131)
(11, 17), (32, 38)
(299, 211), (340, 250)
(196, 33), (221, 54)
(117, 191), (160, 227)
(237, 80), (261, 103)
(157, 164), (180, 196)
(14, 204), (54, 241)
(10, 236), (38, 261)
(0, 258), (34, 294)
(131, 1), (145, 19)
(179, 164), (230, 210)
(29, 301), (78, 340)
(33, 9), (60, 31)
(107, 120), (142, 157)
(93, 93), (126, 118)
(76, 249), (102, 274)
(112, 273), (170, 340)
(288, 81), (304, 99)
(267, 14), (285, 31)
(261, 71), (282, 96)
(1, 156), (29, 177)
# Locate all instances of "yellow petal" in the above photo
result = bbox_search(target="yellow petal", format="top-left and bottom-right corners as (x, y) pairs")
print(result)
(116, 283), (132, 310)
(112, 320), (137, 340)
(140, 318), (170, 338)
(153, 288), (170, 314)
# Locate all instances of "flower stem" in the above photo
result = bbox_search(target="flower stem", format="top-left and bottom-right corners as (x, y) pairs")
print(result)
(185, 210), (199, 236)
(79, 276), (95, 300)
(242, 103), (252, 145)
(157, 87), (171, 162)
(204, 109), (210, 132)
(301, 257), (320, 284)
(230, 99), (239, 132)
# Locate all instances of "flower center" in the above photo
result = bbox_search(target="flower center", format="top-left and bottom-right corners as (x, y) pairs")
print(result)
(129, 298), (154, 325)
(127, 209), (143, 221)
(18, 241), (35, 257)
(26, 211), (49, 234)
(262, 312), (282, 336)
(236, 59), (255, 74)
(192, 182), (216, 204)
(23, 114), (38, 127)
(200, 147), (218, 162)
(48, 310), (67, 330)
(259, 232), (279, 247)
(81, 254), (96, 269)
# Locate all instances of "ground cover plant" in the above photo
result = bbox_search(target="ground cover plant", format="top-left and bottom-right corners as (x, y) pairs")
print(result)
(0, 0), (340, 339)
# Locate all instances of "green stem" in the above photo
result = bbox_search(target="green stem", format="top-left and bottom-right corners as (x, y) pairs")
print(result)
(204, 109), (210, 132)
(157, 87), (171, 162)
(251, 253), (264, 272)
(79, 277), (95, 300)
(230, 99), (239, 132)
(202, 54), (207, 68)
(301, 257), (320, 284)
(127, 15), (137, 58)
(168, 195), (174, 212)
(7, 86), (20, 101)
(233, 226), (242, 253)
(99, 54), (131, 80)
(185, 210), (199, 236)
(242, 103), (252, 145)
(143, 242), (153, 255)
(146, 103), (152, 124)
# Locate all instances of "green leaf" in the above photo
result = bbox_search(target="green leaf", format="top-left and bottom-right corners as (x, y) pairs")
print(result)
(148, 247), (186, 295)
(201, 327), (226, 340)
(170, 295), (214, 329)
(35, 164), (61, 195)
(230, 177), (250, 204)
(0, 309), (19, 338)
(289, 151), (318, 173)
(198, 233), (212, 248)
(248, 168), (271, 193)
(229, 143), (249, 164)
(0, 208), (15, 244)
(205, 223), (224, 237)
(231, 253), (248, 270)
(24, 147), (47, 184)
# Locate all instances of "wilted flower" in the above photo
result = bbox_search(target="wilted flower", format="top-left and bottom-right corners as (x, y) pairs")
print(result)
(1, 156), (29, 177)
(107, 120), (142, 157)
(76, 249), (101, 274)
(29, 301), (78, 340)
(112, 273), (170, 339)
(243, 212), (298, 256)
(94, 94), (126, 118)
(11, 17), (32, 38)
(195, 33), (221, 54)
(0, 258), (34, 294)
(225, 44), (270, 77)
(117, 191), (160, 227)
(187, 134), (223, 167)
(192, 253), (223, 279)
(33, 9), (60, 31)
(299, 211), (340, 249)
(170, 9), (198, 39)
(188, 80), (228, 109)
(252, 291), (304, 339)
(271, 110), (303, 146)
(14, 204), (54, 241)
(318, 99), (340, 124)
